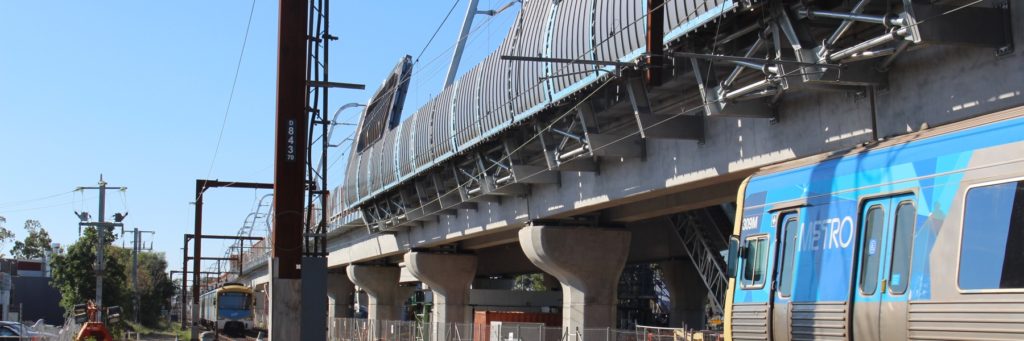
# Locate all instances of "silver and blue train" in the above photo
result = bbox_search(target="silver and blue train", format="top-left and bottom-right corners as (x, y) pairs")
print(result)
(725, 106), (1024, 340)
(199, 282), (255, 335)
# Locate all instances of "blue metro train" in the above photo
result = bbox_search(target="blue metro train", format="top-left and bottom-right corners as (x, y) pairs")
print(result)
(725, 106), (1024, 341)
(199, 282), (255, 336)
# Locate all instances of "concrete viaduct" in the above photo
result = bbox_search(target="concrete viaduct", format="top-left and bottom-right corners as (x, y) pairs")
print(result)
(225, 0), (1023, 337)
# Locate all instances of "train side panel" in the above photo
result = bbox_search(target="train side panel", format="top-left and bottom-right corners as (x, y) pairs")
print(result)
(727, 107), (1024, 341)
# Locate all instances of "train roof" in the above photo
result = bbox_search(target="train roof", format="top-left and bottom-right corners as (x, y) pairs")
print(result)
(217, 282), (253, 294)
(751, 105), (1024, 179)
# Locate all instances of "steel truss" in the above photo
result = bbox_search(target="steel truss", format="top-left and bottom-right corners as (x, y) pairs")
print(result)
(682, 0), (1012, 118)
(305, 0), (334, 256)
(668, 209), (730, 317)
(354, 0), (1012, 234)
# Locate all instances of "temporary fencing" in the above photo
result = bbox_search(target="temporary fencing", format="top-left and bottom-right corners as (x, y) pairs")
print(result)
(328, 318), (723, 341)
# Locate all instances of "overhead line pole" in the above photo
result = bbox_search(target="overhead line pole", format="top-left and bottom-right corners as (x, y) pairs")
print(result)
(299, 0), (364, 339)
(126, 227), (155, 323)
(444, 0), (481, 87)
(181, 229), (259, 333)
(189, 178), (270, 341)
(445, 0), (518, 87)
(181, 242), (188, 329)
(75, 175), (127, 323)
(269, 1), (307, 340)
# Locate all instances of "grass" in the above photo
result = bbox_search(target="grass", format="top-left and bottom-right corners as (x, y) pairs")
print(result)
(123, 320), (192, 340)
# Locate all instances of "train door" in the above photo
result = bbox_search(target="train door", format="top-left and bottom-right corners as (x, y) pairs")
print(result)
(771, 212), (800, 341)
(852, 194), (915, 341)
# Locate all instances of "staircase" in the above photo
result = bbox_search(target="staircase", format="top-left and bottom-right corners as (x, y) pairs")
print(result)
(668, 206), (732, 316)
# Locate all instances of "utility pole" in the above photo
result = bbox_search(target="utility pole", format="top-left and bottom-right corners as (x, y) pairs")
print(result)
(74, 175), (127, 322)
(443, 0), (519, 87)
(124, 227), (154, 323)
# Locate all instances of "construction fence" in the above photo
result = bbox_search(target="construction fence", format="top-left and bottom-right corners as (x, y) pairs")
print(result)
(328, 318), (723, 341)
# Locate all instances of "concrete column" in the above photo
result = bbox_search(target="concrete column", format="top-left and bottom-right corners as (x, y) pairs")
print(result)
(405, 252), (477, 338)
(328, 272), (355, 319)
(519, 225), (631, 336)
(660, 260), (707, 328)
(346, 264), (414, 321)
(542, 273), (561, 291)
(269, 259), (301, 340)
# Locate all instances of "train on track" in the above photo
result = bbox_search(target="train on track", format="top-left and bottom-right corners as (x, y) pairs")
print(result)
(199, 282), (256, 336)
(725, 106), (1024, 341)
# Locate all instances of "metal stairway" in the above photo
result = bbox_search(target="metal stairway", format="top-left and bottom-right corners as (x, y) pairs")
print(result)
(667, 206), (731, 316)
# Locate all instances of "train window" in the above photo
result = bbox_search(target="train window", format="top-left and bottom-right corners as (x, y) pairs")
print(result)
(889, 201), (916, 295)
(859, 205), (885, 295)
(778, 215), (799, 297)
(219, 293), (252, 310)
(959, 180), (1024, 290)
(742, 235), (769, 289)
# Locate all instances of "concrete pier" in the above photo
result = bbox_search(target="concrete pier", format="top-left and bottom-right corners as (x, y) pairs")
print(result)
(660, 260), (708, 328)
(346, 264), (414, 320)
(327, 271), (355, 319)
(519, 225), (631, 334)
(404, 252), (477, 323)
(269, 259), (301, 340)
(405, 252), (477, 339)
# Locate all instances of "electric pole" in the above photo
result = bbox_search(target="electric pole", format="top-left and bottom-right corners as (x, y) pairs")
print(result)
(74, 174), (128, 322)
(124, 227), (154, 323)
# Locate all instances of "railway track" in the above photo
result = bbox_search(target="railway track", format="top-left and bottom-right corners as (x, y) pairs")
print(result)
(215, 329), (263, 341)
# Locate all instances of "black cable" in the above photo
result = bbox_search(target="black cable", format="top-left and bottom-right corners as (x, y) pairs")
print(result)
(415, 0), (464, 64)
(0, 190), (74, 209)
(205, 0), (259, 181)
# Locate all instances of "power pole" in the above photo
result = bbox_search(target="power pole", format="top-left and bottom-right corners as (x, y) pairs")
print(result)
(74, 174), (127, 322)
(443, 0), (518, 87)
(124, 227), (154, 323)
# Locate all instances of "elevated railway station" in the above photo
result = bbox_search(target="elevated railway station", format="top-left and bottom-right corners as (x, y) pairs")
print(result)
(190, 0), (1024, 340)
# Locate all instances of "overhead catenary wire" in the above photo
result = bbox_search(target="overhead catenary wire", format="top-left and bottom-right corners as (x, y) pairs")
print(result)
(0, 190), (75, 209)
(349, 4), (516, 120)
(203, 0), (259, 184)
(415, 0), (464, 64)
(0, 197), (88, 214)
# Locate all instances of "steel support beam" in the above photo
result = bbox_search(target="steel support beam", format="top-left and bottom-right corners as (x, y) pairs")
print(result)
(646, 0), (665, 86)
(626, 75), (704, 140)
(191, 179), (272, 341)
(270, 0), (307, 339)
(272, 0), (307, 278)
(445, 0), (482, 87)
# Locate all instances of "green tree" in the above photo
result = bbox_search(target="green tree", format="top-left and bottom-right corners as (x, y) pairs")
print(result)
(50, 227), (130, 318)
(12, 219), (52, 259)
(513, 273), (549, 291)
(112, 249), (175, 326)
(0, 216), (14, 257)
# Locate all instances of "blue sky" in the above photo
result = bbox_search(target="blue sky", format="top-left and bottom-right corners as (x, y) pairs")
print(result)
(0, 1), (518, 274)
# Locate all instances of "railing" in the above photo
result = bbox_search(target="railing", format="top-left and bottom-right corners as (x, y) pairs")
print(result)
(241, 245), (272, 274)
(328, 318), (723, 341)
